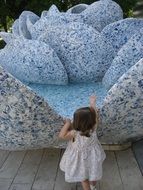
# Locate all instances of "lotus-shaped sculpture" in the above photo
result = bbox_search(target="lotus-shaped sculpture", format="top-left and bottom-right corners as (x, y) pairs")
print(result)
(0, 0), (143, 150)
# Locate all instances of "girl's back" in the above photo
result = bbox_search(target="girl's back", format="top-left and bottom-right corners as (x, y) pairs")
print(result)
(60, 130), (106, 183)
(59, 95), (106, 190)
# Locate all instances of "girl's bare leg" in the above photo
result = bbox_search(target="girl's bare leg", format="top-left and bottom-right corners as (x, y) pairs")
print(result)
(81, 179), (91, 190)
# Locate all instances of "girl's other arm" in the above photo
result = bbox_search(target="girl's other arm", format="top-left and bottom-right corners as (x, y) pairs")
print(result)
(58, 119), (75, 140)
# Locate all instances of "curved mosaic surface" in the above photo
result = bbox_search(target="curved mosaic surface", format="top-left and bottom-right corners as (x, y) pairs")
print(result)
(38, 23), (115, 82)
(100, 59), (143, 143)
(0, 0), (143, 150)
(103, 28), (143, 90)
(0, 38), (68, 85)
(101, 18), (143, 56)
(81, 0), (123, 31)
(0, 66), (64, 150)
(67, 4), (88, 14)
(18, 11), (39, 39)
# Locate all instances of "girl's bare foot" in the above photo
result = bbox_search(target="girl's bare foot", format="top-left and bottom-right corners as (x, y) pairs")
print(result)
(90, 185), (97, 190)
(90, 181), (97, 190)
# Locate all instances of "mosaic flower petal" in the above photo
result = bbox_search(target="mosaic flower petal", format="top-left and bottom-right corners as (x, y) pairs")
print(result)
(0, 66), (64, 150)
(81, 0), (123, 31)
(100, 58), (143, 143)
(0, 39), (68, 85)
(103, 28), (143, 90)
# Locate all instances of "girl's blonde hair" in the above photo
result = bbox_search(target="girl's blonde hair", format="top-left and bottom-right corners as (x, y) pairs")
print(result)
(73, 107), (97, 137)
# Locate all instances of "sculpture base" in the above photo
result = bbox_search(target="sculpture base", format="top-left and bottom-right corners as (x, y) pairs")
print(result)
(102, 142), (131, 151)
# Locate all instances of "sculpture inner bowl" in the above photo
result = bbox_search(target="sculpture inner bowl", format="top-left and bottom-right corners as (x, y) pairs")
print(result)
(28, 82), (107, 118)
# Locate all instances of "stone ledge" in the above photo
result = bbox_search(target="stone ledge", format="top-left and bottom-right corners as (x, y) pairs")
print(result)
(102, 142), (132, 151)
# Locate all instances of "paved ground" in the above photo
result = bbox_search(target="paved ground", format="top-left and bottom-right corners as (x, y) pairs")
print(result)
(0, 148), (142, 190)
(132, 140), (143, 176)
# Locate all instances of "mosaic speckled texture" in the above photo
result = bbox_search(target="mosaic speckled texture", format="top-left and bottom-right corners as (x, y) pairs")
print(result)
(81, 0), (123, 31)
(0, 39), (68, 85)
(103, 28), (143, 90)
(0, 0), (143, 150)
(0, 66), (64, 150)
(12, 19), (20, 36)
(101, 18), (143, 56)
(0, 32), (15, 44)
(67, 4), (88, 14)
(18, 11), (39, 39)
(40, 5), (60, 18)
(28, 82), (107, 118)
(46, 4), (60, 15)
(26, 0), (123, 40)
(29, 13), (84, 40)
(100, 59), (143, 143)
(39, 22), (115, 82)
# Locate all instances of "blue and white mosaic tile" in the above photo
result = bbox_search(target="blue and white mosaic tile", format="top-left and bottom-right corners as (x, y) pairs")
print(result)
(81, 0), (123, 31)
(39, 22), (115, 82)
(100, 58), (143, 143)
(0, 39), (68, 85)
(17, 11), (39, 39)
(0, 0), (143, 150)
(0, 66), (64, 150)
(29, 13), (84, 40)
(101, 18), (143, 56)
(12, 19), (20, 36)
(103, 28), (143, 90)
(40, 5), (60, 19)
(0, 32), (16, 44)
(28, 82), (107, 119)
(67, 4), (89, 14)
(46, 4), (60, 15)
(41, 10), (49, 18)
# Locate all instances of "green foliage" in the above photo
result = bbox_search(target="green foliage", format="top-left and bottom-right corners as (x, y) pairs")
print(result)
(25, 0), (64, 15)
(114, 0), (138, 17)
(66, 0), (138, 17)
(0, 0), (139, 32)
(6, 0), (29, 19)
(0, 0), (8, 31)
(61, 0), (95, 10)
(6, 17), (14, 31)
(127, 10), (134, 17)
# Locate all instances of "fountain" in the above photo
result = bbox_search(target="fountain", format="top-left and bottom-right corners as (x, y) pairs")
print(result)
(0, 0), (143, 150)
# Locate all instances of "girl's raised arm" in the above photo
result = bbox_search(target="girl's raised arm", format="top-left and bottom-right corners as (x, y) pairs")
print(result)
(89, 95), (97, 109)
(90, 95), (100, 127)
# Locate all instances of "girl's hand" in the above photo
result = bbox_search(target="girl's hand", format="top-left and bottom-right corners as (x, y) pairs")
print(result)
(63, 118), (71, 125)
(90, 95), (97, 107)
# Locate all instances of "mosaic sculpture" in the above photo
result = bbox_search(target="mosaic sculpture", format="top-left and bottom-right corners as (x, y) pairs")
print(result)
(0, 0), (143, 150)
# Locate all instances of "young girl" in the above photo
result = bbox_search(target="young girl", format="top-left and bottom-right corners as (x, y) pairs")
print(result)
(59, 95), (106, 190)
